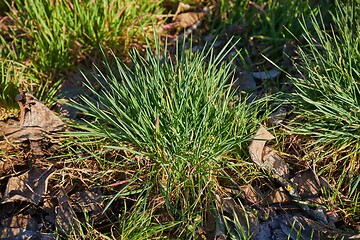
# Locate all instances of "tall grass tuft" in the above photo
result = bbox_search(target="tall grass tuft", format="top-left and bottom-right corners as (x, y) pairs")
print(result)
(289, 2), (360, 224)
(70, 38), (264, 236)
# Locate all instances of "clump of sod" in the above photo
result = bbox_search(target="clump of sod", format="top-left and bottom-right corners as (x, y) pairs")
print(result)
(71, 38), (265, 237)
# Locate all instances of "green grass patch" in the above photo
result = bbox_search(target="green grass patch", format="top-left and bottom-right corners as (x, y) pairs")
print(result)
(69, 38), (266, 237)
(3, 0), (163, 74)
(211, 0), (326, 67)
(2, 0), (359, 237)
(288, 1), (360, 225)
(0, 0), (165, 116)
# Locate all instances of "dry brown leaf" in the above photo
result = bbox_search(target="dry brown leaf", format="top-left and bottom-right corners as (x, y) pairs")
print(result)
(263, 146), (289, 178)
(215, 194), (258, 239)
(0, 93), (64, 154)
(55, 188), (81, 236)
(0, 156), (17, 177)
(2, 127), (44, 142)
(69, 188), (103, 214)
(1, 167), (55, 204)
(249, 125), (275, 167)
(240, 185), (263, 204)
(292, 170), (325, 198)
(17, 93), (64, 132)
(69, 188), (105, 224)
(0, 121), (21, 136)
(174, 11), (207, 29)
(0, 214), (38, 239)
(264, 169), (328, 206)
(264, 187), (291, 205)
(249, 126), (290, 181)
(172, 2), (192, 20)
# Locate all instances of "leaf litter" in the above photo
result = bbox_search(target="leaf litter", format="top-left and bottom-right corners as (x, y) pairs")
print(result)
(1, 61), (358, 240)
(0, 92), (109, 239)
(1, 5), (360, 237)
(238, 126), (353, 239)
(204, 125), (358, 239)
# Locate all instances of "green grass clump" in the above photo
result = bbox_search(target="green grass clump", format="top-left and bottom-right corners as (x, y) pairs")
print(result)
(289, 2), (360, 224)
(3, 0), (163, 74)
(70, 38), (264, 237)
(0, 0), (164, 117)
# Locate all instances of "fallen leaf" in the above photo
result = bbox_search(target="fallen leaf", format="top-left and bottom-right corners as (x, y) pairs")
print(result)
(1, 127), (44, 142)
(265, 169), (329, 206)
(264, 187), (291, 205)
(233, 71), (257, 92)
(172, 2), (192, 20)
(17, 93), (64, 132)
(215, 194), (258, 239)
(0, 93), (64, 154)
(252, 212), (352, 240)
(249, 125), (275, 167)
(252, 69), (280, 80)
(174, 11), (207, 29)
(0, 120), (21, 136)
(1, 167), (55, 205)
(69, 188), (105, 223)
(281, 215), (352, 240)
(292, 170), (326, 198)
(263, 146), (289, 178)
(29, 140), (45, 156)
(0, 214), (37, 239)
(240, 185), (263, 204)
(55, 188), (81, 237)
(249, 127), (331, 224)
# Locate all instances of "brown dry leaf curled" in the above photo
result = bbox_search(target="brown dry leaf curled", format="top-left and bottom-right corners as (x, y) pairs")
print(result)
(17, 93), (64, 132)
(248, 125), (275, 167)
(249, 126), (290, 180)
(174, 11), (207, 29)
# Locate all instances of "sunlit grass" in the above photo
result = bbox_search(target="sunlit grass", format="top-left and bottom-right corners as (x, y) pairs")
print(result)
(3, 0), (163, 74)
(68, 37), (266, 237)
(288, 1), (360, 225)
(1, 0), (359, 238)
(0, 0), (165, 117)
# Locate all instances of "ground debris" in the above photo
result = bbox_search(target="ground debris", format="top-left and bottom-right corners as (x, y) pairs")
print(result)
(68, 187), (106, 224)
(55, 188), (81, 237)
(16, 93), (64, 132)
(241, 126), (357, 239)
(252, 69), (280, 80)
(0, 92), (64, 156)
(160, 2), (212, 40)
(1, 167), (55, 204)
(252, 213), (353, 240)
(214, 193), (258, 239)
(0, 214), (37, 239)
